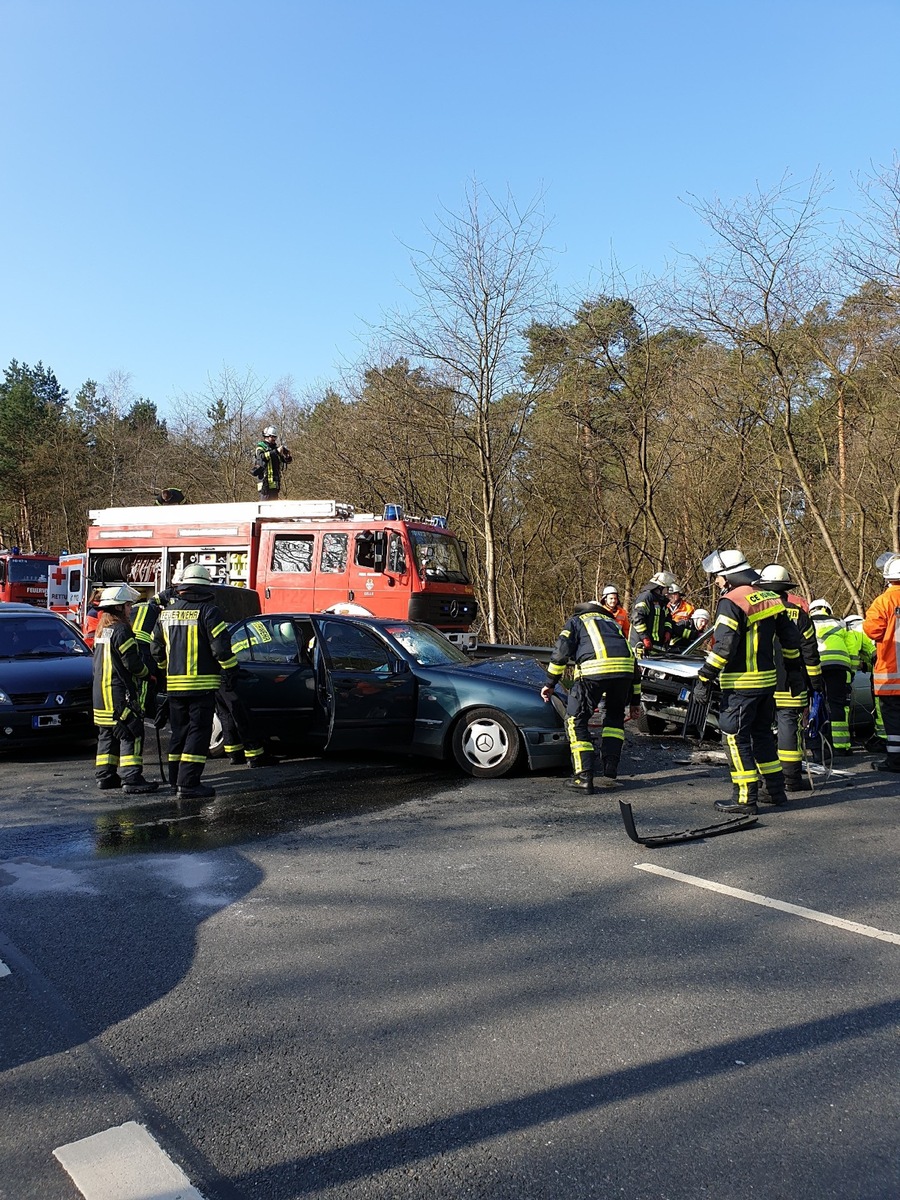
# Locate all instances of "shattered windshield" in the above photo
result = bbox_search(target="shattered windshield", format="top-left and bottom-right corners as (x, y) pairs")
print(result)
(408, 530), (469, 584)
(384, 622), (471, 666)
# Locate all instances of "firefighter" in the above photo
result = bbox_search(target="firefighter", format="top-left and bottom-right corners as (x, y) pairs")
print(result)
(540, 602), (641, 793)
(691, 608), (711, 634)
(628, 572), (675, 658)
(92, 584), (158, 794)
(150, 564), (238, 799)
(83, 587), (104, 649)
(153, 488), (185, 506)
(599, 584), (630, 636)
(758, 564), (824, 791)
(253, 426), (292, 500)
(667, 583), (695, 626)
(691, 550), (803, 813)
(863, 553), (900, 771)
(808, 599), (853, 756)
(131, 587), (176, 721)
(672, 606), (711, 649)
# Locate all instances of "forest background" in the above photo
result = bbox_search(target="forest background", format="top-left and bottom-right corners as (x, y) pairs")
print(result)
(3, 171), (900, 644)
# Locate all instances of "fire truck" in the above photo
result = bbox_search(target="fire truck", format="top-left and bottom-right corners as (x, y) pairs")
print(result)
(0, 550), (59, 606)
(74, 499), (479, 646)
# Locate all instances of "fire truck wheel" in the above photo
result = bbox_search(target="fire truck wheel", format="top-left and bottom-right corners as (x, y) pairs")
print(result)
(208, 711), (225, 758)
(451, 707), (521, 778)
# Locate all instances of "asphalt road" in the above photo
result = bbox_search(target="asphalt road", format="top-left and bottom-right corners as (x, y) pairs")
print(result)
(1, 733), (898, 1199)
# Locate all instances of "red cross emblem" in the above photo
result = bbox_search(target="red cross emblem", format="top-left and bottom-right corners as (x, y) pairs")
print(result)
(51, 566), (66, 584)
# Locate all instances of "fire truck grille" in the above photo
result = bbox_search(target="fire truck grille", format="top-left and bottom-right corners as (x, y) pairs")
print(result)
(407, 594), (478, 627)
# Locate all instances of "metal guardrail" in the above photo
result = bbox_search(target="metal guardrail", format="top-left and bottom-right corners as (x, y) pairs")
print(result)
(473, 643), (553, 664)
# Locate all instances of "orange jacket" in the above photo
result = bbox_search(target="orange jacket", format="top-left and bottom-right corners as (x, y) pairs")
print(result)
(669, 599), (695, 625)
(863, 584), (900, 695)
(602, 603), (630, 637)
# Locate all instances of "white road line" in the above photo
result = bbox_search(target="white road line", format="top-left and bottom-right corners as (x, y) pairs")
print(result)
(53, 1121), (206, 1199)
(0, 959), (10, 978)
(635, 863), (900, 946)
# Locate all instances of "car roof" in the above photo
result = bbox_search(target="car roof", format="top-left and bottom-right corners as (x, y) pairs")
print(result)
(0, 604), (61, 615)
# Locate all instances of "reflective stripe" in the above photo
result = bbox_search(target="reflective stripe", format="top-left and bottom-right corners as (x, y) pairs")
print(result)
(720, 669), (777, 689)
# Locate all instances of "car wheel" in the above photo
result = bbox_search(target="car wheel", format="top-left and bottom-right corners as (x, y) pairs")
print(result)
(451, 707), (521, 778)
(636, 710), (667, 735)
(208, 710), (225, 758)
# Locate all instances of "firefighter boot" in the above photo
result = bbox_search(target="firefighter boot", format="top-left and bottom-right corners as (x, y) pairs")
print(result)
(782, 765), (811, 793)
(96, 773), (122, 790)
(123, 776), (160, 795)
(758, 771), (788, 805)
(715, 783), (758, 814)
(566, 771), (595, 794)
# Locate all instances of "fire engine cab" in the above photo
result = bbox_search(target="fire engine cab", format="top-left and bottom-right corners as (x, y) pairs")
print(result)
(0, 550), (59, 606)
(76, 499), (479, 647)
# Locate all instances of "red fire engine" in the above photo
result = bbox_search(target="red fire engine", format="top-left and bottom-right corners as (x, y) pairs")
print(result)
(0, 550), (59, 606)
(76, 499), (478, 646)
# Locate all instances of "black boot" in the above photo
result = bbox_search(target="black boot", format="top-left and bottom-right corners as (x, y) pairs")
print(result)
(566, 772), (595, 795)
(122, 777), (160, 795)
(715, 784), (758, 814)
(758, 772), (788, 805)
(96, 773), (122, 790)
(871, 758), (900, 773)
(177, 783), (216, 799)
(782, 767), (810, 793)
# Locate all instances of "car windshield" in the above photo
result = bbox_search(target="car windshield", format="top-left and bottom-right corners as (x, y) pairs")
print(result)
(0, 617), (90, 659)
(681, 628), (715, 659)
(384, 622), (471, 666)
(408, 530), (469, 584)
(8, 559), (52, 583)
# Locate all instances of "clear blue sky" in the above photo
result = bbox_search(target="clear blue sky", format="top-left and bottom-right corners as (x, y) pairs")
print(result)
(2, 0), (898, 413)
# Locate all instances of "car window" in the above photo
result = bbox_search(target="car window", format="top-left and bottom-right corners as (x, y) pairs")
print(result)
(319, 620), (393, 673)
(232, 617), (300, 664)
(0, 616), (91, 658)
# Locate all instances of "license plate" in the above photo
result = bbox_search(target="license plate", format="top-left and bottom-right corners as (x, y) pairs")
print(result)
(679, 687), (691, 702)
(33, 713), (62, 728)
(642, 693), (657, 704)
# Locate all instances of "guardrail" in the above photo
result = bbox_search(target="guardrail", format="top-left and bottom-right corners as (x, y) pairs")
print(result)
(473, 643), (552, 664)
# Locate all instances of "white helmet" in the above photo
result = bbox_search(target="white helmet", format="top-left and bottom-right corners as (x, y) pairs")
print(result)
(758, 563), (795, 587)
(263, 425), (277, 438)
(97, 584), (140, 608)
(668, 583), (684, 595)
(648, 570), (677, 588)
(601, 585), (619, 599)
(180, 564), (212, 584)
(881, 553), (900, 582)
(692, 608), (710, 623)
(701, 549), (751, 577)
(809, 598), (833, 618)
(845, 613), (864, 629)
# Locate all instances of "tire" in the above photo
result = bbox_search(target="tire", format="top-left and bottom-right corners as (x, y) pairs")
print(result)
(636, 710), (667, 735)
(208, 710), (225, 758)
(451, 707), (521, 778)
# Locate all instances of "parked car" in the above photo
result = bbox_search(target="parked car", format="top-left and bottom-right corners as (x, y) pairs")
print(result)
(215, 612), (569, 777)
(638, 629), (877, 737)
(0, 603), (94, 748)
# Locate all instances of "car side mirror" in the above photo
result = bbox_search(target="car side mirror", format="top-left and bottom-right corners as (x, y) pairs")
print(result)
(392, 657), (411, 674)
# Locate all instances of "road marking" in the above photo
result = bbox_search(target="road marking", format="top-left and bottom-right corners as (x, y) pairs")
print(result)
(635, 863), (900, 946)
(0, 959), (10, 978)
(53, 1121), (207, 1199)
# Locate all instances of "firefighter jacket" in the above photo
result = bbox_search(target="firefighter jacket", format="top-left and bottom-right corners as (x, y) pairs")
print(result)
(132, 589), (175, 667)
(92, 620), (149, 727)
(629, 588), (673, 649)
(845, 627), (875, 673)
(601, 603), (630, 638)
(774, 591), (822, 693)
(863, 584), (900, 696)
(547, 605), (640, 699)
(699, 584), (803, 692)
(253, 441), (292, 492)
(151, 585), (238, 693)
(811, 617), (852, 676)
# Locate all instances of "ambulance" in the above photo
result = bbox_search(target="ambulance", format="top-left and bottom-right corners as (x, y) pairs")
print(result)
(76, 499), (479, 646)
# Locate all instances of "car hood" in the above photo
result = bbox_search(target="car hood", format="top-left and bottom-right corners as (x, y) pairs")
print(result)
(448, 654), (549, 689)
(639, 654), (702, 681)
(0, 656), (93, 692)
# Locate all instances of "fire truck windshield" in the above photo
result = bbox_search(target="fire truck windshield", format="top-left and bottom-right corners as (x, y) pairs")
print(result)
(8, 559), (52, 583)
(408, 530), (469, 584)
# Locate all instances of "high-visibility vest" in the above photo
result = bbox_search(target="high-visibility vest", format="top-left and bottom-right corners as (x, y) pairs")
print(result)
(812, 618), (852, 674)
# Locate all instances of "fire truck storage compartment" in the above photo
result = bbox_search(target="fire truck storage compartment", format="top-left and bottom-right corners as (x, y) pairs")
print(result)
(92, 552), (163, 586)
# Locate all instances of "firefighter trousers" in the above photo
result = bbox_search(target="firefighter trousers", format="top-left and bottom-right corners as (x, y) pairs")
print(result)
(95, 725), (144, 784)
(879, 694), (900, 763)
(565, 676), (631, 778)
(215, 688), (264, 761)
(718, 689), (784, 804)
(774, 690), (806, 774)
(168, 692), (216, 790)
(822, 668), (851, 752)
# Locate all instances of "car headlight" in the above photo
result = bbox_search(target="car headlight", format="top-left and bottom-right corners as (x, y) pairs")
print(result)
(0, 691), (12, 706)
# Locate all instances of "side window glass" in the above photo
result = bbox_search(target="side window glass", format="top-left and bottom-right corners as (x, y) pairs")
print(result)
(320, 532), (348, 574)
(249, 618), (300, 664)
(319, 620), (393, 673)
(69, 569), (82, 594)
(387, 533), (407, 574)
(271, 535), (314, 573)
(354, 532), (377, 569)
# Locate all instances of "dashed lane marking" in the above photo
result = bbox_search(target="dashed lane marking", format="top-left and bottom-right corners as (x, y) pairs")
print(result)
(53, 1121), (207, 1199)
(635, 863), (900, 946)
